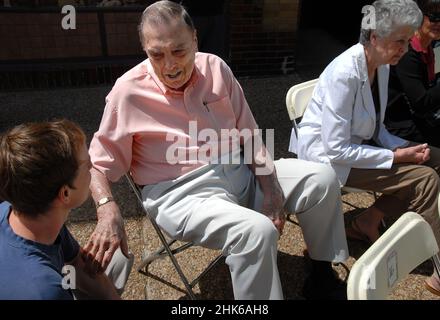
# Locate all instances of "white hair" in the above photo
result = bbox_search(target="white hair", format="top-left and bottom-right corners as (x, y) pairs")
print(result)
(359, 0), (422, 45)
(138, 1), (195, 48)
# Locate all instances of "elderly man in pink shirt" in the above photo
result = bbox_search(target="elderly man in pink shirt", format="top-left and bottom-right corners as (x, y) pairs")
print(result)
(86, 0), (349, 300)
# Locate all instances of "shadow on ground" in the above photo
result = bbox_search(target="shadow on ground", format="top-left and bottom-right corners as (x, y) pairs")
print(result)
(146, 252), (310, 300)
(3, 66), (439, 299)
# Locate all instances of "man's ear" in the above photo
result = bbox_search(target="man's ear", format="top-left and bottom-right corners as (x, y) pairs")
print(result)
(193, 30), (198, 51)
(58, 186), (70, 205)
(370, 31), (378, 46)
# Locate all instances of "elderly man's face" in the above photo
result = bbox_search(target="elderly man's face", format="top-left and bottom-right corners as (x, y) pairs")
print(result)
(143, 19), (197, 91)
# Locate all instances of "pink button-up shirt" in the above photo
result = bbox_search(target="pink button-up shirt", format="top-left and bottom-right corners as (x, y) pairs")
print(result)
(89, 52), (259, 186)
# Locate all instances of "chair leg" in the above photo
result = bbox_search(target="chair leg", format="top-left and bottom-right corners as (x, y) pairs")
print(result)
(139, 230), (224, 299)
(148, 217), (197, 300)
(342, 200), (362, 210)
(432, 254), (440, 278)
(137, 240), (195, 272)
(286, 213), (300, 226)
(137, 239), (177, 272)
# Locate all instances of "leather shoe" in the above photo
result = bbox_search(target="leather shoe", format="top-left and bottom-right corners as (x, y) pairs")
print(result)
(425, 274), (440, 296)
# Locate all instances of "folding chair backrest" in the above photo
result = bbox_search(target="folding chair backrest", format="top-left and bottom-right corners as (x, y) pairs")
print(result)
(286, 78), (319, 122)
(347, 212), (439, 300)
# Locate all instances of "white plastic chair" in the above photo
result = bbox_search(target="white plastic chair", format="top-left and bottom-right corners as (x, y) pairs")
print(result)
(285, 78), (319, 124)
(347, 211), (439, 300)
(285, 79), (377, 214)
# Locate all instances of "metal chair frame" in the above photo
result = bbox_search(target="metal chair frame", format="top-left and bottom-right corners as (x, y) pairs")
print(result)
(125, 173), (223, 300)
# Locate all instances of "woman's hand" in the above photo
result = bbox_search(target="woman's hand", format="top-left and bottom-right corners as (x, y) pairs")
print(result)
(393, 143), (430, 165)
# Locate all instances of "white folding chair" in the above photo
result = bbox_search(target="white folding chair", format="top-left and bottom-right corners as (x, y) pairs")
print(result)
(347, 211), (439, 299)
(285, 79), (378, 219)
(125, 173), (223, 300)
(285, 78), (319, 123)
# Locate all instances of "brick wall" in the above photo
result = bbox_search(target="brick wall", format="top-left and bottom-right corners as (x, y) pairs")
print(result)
(0, 10), (144, 61)
(0, 12), (102, 60)
(105, 12), (143, 56)
(229, 0), (300, 77)
(0, 0), (300, 83)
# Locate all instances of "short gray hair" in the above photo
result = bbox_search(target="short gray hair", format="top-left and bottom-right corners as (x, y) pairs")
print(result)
(359, 0), (422, 45)
(138, 1), (195, 48)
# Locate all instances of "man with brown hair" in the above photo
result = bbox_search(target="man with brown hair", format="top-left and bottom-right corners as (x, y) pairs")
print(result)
(0, 120), (133, 299)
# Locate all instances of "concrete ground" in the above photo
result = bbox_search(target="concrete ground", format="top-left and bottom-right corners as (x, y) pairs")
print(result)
(1, 72), (439, 300)
(1, 30), (439, 300)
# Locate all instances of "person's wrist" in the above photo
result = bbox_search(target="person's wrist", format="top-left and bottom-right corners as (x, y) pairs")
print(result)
(393, 149), (401, 163)
(96, 200), (121, 221)
(95, 196), (114, 209)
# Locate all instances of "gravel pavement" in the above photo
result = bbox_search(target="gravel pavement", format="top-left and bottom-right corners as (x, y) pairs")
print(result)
(1, 72), (439, 300)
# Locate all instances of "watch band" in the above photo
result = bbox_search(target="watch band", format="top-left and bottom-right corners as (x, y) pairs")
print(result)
(96, 196), (114, 209)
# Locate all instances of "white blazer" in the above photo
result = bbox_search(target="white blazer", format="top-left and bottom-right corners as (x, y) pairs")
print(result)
(295, 43), (408, 185)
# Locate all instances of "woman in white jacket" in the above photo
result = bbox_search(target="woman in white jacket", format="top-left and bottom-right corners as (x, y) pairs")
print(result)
(296, 0), (440, 295)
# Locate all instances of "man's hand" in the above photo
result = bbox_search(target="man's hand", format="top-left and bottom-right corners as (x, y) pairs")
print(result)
(83, 202), (128, 274)
(261, 189), (286, 237)
(85, 167), (129, 274)
(393, 143), (430, 165)
(247, 135), (287, 237)
(70, 248), (121, 300)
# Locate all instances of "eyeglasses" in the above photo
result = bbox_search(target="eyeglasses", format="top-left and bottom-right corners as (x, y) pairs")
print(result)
(425, 13), (440, 23)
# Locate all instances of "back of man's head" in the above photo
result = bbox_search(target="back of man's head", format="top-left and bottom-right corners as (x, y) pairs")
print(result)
(138, 0), (195, 47)
(0, 120), (86, 217)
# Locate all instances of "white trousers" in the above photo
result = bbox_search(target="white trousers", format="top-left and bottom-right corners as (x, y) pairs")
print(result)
(106, 248), (134, 296)
(74, 248), (134, 299)
(142, 158), (348, 300)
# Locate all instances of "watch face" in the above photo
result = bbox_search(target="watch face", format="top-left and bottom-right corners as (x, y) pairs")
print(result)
(97, 197), (113, 208)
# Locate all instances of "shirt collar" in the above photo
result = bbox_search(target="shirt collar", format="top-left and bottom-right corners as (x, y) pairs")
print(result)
(410, 35), (428, 54)
(1, 202), (61, 253)
(354, 43), (369, 83)
(410, 35), (436, 82)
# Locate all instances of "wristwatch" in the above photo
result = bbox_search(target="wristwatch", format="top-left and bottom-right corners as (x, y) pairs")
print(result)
(96, 196), (114, 209)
